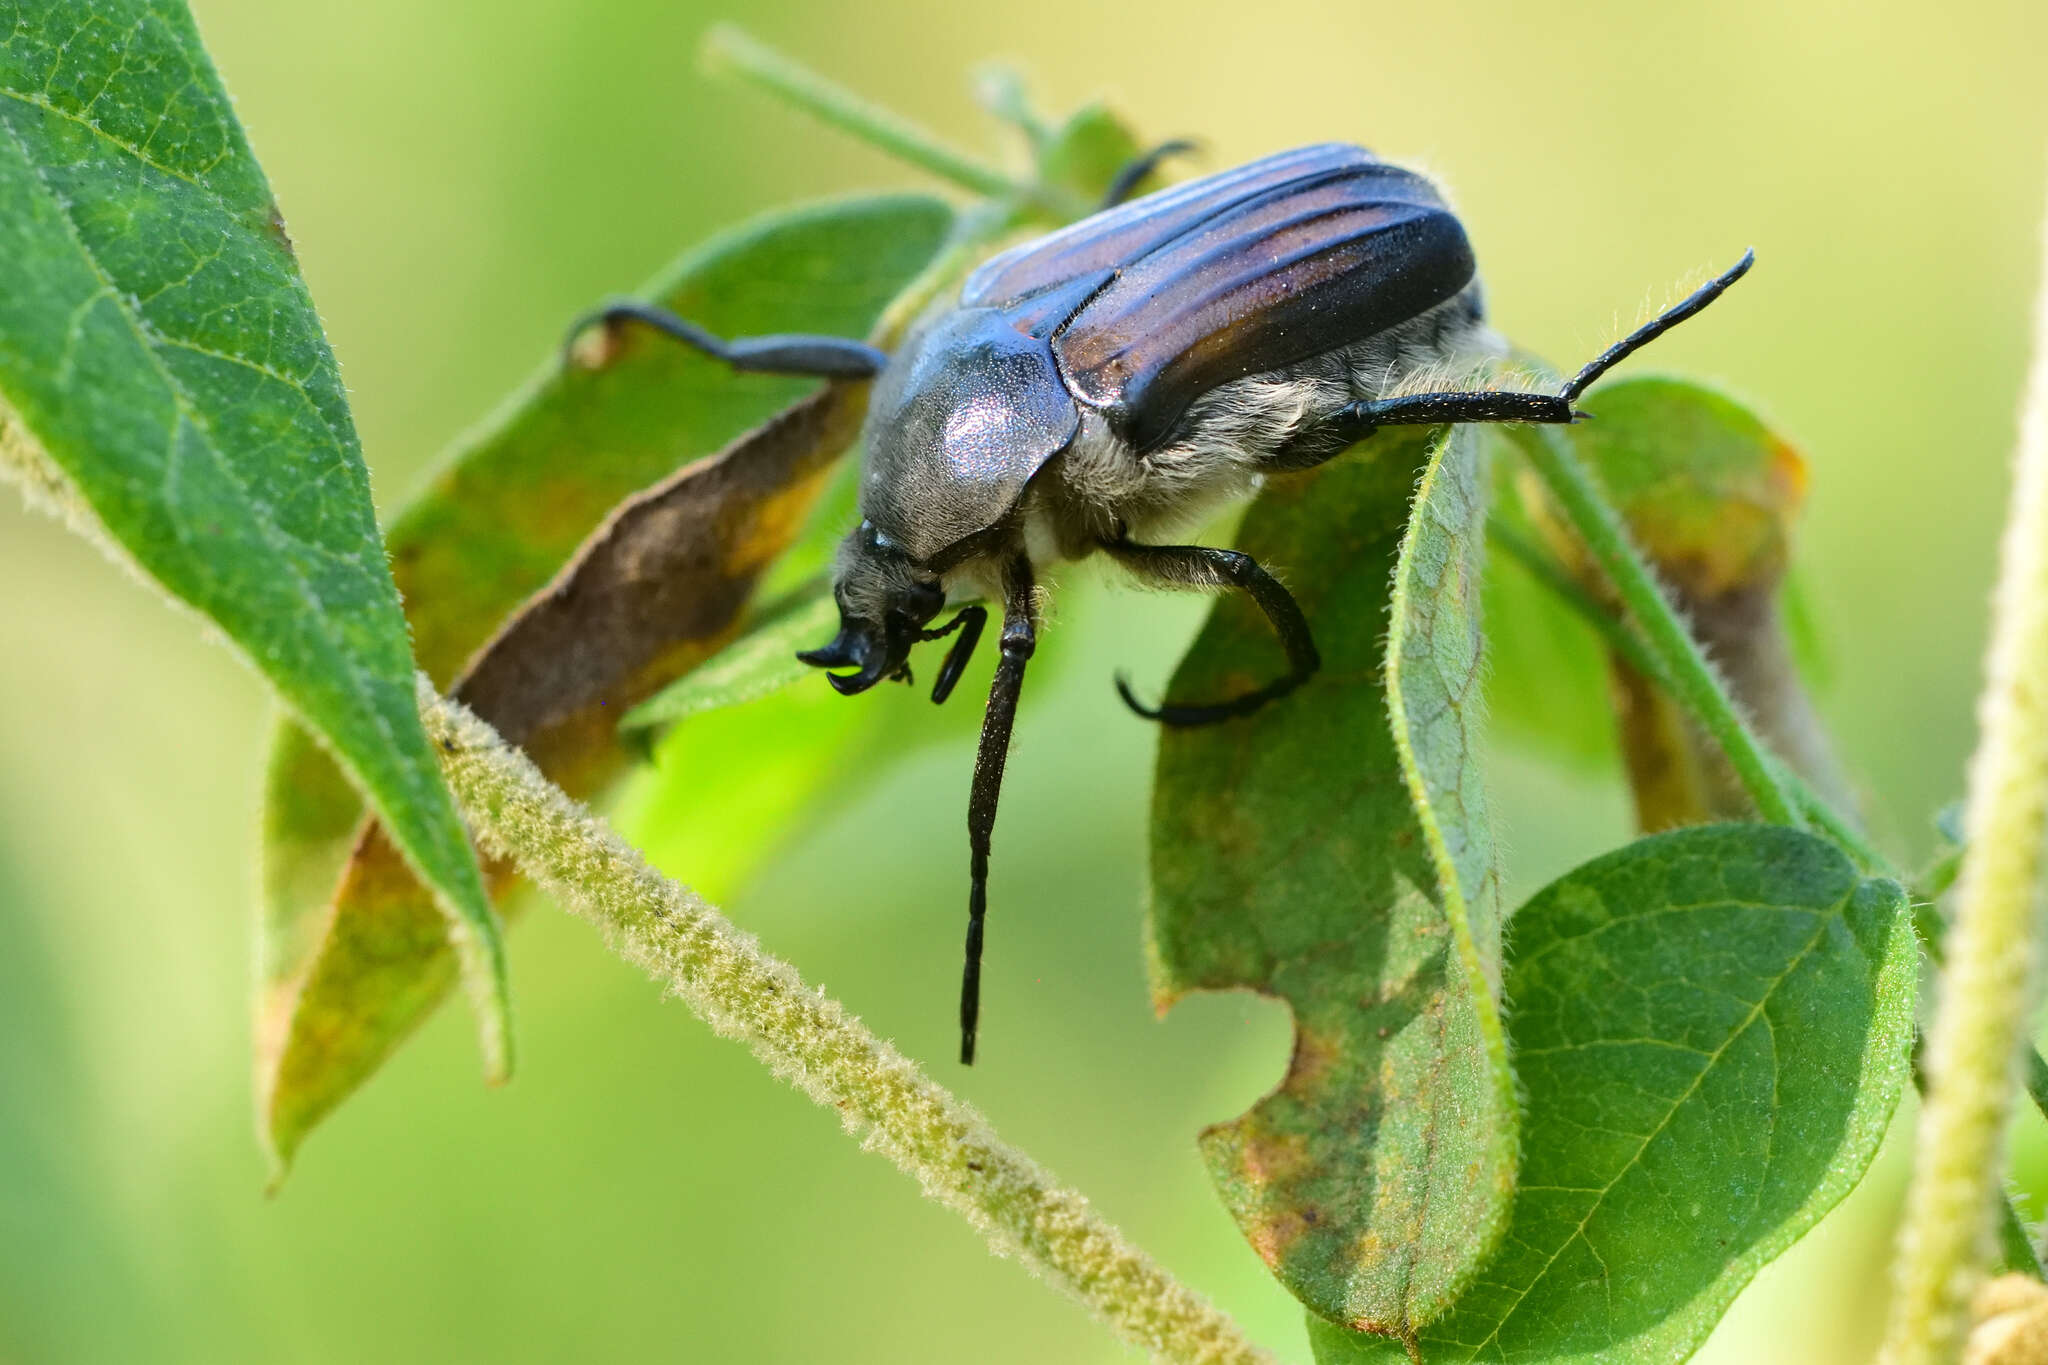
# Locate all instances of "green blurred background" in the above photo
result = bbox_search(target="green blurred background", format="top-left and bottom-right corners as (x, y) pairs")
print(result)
(4, 0), (2047, 1359)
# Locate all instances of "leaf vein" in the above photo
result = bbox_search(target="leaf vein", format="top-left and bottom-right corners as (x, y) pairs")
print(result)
(1465, 906), (1839, 1354)
(0, 81), (210, 194)
(0, 107), (396, 767)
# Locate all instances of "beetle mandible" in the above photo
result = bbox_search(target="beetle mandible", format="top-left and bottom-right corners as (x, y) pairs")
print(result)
(581, 142), (1752, 1064)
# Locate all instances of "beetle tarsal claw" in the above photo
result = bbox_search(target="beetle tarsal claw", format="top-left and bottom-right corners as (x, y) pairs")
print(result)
(825, 665), (884, 696)
(1113, 672), (1163, 720)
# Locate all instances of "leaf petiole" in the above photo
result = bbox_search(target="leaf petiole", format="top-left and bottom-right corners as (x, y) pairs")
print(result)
(1484, 511), (1670, 686)
(1508, 424), (1802, 826)
(701, 25), (1086, 221)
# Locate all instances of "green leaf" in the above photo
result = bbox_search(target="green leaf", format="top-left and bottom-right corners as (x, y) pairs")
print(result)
(258, 193), (952, 1170)
(623, 578), (838, 733)
(1384, 423), (1520, 1241)
(0, 0), (510, 1075)
(1309, 825), (1917, 1364)
(1480, 441), (1616, 767)
(1032, 101), (1145, 206)
(1147, 427), (1515, 1336)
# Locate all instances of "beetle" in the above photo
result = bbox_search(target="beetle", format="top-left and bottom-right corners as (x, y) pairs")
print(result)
(581, 142), (1751, 1064)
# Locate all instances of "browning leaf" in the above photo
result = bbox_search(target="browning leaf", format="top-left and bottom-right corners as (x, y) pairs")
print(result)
(265, 388), (863, 1167)
(455, 387), (860, 771)
(621, 577), (838, 733)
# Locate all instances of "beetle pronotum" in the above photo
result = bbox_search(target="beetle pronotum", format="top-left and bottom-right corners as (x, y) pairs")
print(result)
(582, 142), (1751, 1064)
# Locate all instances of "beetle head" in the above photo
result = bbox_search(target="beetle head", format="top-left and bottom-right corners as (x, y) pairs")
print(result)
(797, 520), (946, 695)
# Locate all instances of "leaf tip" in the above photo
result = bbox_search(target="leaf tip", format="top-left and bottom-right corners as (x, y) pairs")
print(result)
(482, 1015), (515, 1087)
(258, 1091), (303, 1194)
(262, 1149), (295, 1198)
(463, 934), (517, 1087)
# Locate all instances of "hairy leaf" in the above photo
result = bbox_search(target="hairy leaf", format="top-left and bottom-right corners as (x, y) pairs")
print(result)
(1148, 427), (1514, 1336)
(1383, 424), (1519, 1269)
(1034, 101), (1147, 206)
(259, 195), (952, 1169)
(0, 0), (510, 1072)
(1310, 825), (1917, 1364)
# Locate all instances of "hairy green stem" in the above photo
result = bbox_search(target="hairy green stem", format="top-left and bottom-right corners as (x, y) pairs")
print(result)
(1910, 883), (2048, 1139)
(417, 682), (1276, 1365)
(1880, 187), (2048, 1365)
(1998, 1197), (2046, 1281)
(702, 25), (1036, 206)
(1909, 1037), (2047, 1281)
(1785, 777), (1882, 873)
(1485, 513), (1670, 684)
(1510, 425), (1801, 826)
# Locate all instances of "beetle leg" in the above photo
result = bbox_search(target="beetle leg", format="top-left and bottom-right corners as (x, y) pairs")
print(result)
(1273, 249), (1757, 463)
(960, 560), (1036, 1065)
(1307, 387), (1579, 452)
(1098, 139), (1199, 209)
(564, 300), (890, 379)
(1104, 539), (1320, 727)
(924, 605), (988, 705)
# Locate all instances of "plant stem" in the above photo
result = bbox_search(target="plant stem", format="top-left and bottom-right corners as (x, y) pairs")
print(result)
(1485, 513), (1671, 685)
(1908, 882), (2048, 1137)
(417, 681), (1276, 1365)
(1998, 1198), (2047, 1281)
(1880, 184), (2048, 1365)
(702, 25), (1026, 203)
(1784, 775), (1882, 873)
(1510, 425), (1801, 826)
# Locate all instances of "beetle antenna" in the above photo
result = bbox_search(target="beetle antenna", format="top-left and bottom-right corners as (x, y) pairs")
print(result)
(1560, 249), (1755, 402)
(564, 300), (890, 379)
(960, 563), (1036, 1065)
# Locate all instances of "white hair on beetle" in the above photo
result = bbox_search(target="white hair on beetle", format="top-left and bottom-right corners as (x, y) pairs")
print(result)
(1025, 282), (1502, 559)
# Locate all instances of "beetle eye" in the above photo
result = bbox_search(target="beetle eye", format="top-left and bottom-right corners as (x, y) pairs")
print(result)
(858, 519), (902, 555)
